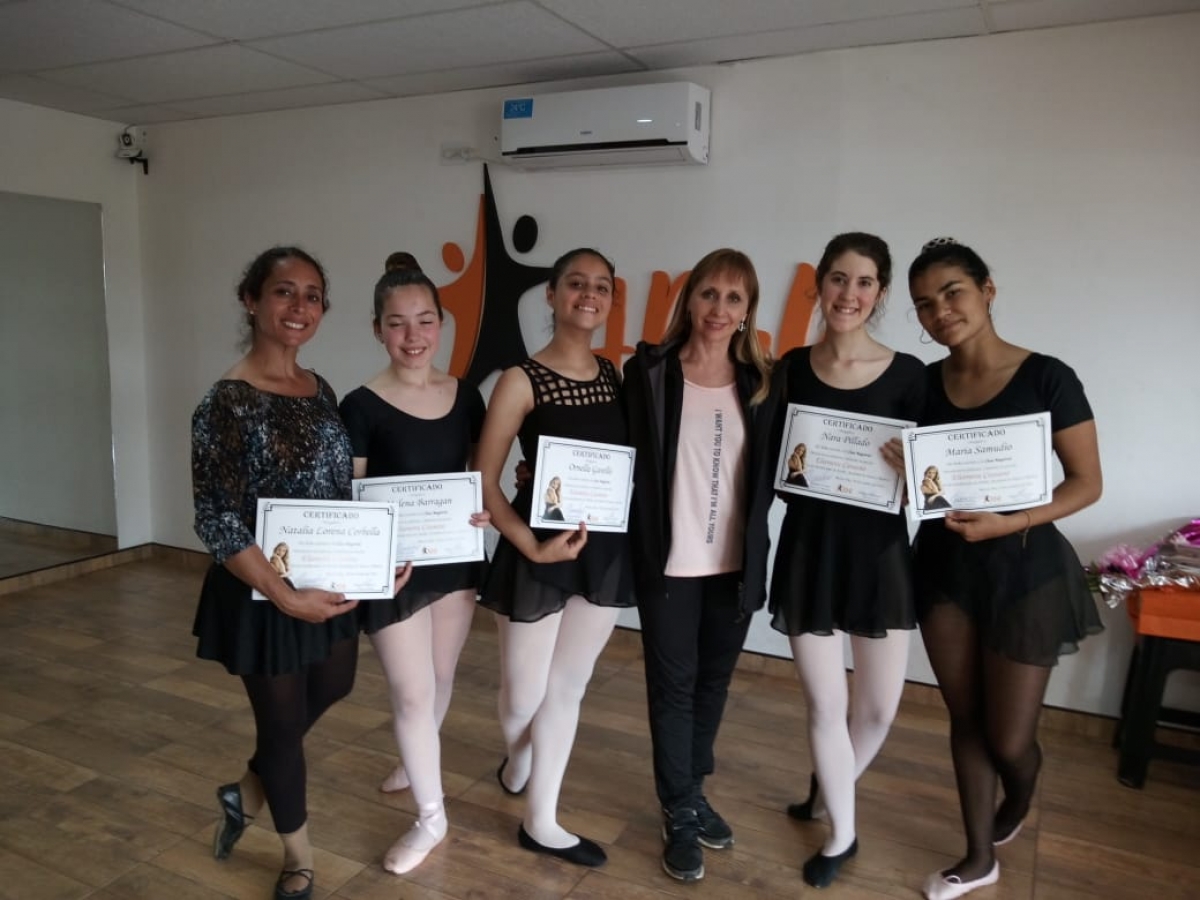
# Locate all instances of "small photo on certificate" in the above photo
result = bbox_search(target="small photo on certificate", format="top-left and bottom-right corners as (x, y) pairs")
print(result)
(253, 498), (399, 600)
(902, 412), (1053, 521)
(530, 435), (636, 533)
(353, 472), (485, 567)
(775, 404), (913, 513)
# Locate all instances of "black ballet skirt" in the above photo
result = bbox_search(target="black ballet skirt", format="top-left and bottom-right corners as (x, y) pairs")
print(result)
(339, 382), (487, 634)
(195, 564), (360, 675)
(479, 357), (635, 623)
(915, 521), (1100, 666)
(913, 353), (1103, 666)
(769, 348), (926, 637)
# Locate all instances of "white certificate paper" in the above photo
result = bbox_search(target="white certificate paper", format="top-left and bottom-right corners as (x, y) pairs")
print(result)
(352, 472), (485, 567)
(775, 404), (914, 513)
(530, 435), (636, 533)
(902, 412), (1053, 521)
(253, 498), (399, 600)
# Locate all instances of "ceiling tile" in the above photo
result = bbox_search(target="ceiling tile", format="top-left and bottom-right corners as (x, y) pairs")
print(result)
(629, 6), (987, 68)
(988, 0), (1200, 31)
(365, 51), (643, 97)
(541, 0), (978, 47)
(37, 44), (338, 104)
(168, 81), (389, 119)
(107, 0), (500, 41)
(0, 74), (134, 112)
(0, 0), (217, 74)
(248, 0), (609, 79)
(87, 102), (193, 124)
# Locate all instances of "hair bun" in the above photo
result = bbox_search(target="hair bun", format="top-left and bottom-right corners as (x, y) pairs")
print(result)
(384, 251), (421, 273)
(922, 236), (960, 252)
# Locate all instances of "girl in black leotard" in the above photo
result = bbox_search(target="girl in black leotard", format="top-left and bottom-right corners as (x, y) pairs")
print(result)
(897, 238), (1102, 900)
(339, 268), (489, 876)
(478, 248), (634, 869)
(773, 233), (925, 888)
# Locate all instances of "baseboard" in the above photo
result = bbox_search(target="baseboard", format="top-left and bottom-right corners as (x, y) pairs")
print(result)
(146, 543), (213, 570)
(0, 543), (154, 596)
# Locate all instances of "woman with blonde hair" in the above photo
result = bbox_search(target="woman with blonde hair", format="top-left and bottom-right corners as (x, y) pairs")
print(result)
(786, 443), (809, 486)
(623, 248), (780, 882)
(921, 466), (951, 510)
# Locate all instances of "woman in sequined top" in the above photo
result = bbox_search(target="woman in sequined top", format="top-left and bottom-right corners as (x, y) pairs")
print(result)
(191, 246), (408, 900)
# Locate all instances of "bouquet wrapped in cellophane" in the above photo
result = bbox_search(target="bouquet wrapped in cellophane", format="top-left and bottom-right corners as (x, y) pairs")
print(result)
(1086, 519), (1200, 608)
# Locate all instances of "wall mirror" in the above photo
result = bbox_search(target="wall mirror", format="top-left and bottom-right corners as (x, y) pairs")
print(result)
(0, 190), (118, 580)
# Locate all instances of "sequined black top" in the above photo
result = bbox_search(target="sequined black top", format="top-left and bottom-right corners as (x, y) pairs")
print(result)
(192, 376), (353, 564)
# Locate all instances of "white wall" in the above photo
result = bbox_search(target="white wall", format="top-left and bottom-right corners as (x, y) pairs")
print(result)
(0, 99), (153, 546)
(137, 13), (1200, 716)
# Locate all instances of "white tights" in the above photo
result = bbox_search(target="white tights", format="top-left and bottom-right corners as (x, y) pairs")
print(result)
(371, 590), (476, 806)
(791, 630), (910, 855)
(496, 597), (619, 848)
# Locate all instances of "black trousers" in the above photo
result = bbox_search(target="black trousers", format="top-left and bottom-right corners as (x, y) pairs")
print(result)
(638, 571), (751, 810)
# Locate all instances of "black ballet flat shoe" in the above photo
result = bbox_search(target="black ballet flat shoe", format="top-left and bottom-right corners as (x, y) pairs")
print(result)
(213, 782), (252, 860)
(786, 773), (820, 821)
(802, 838), (859, 888)
(497, 757), (526, 796)
(274, 867), (314, 900)
(517, 824), (607, 868)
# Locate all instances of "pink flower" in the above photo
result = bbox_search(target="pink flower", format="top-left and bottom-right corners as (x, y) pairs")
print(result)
(1168, 519), (1200, 547)
(1096, 544), (1145, 578)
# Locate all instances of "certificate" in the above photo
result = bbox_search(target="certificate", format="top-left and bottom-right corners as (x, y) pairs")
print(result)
(253, 498), (399, 600)
(352, 472), (485, 567)
(902, 412), (1053, 521)
(775, 404), (914, 513)
(530, 435), (635, 533)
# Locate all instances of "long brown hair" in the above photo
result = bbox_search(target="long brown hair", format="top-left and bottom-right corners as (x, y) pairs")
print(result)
(661, 248), (773, 404)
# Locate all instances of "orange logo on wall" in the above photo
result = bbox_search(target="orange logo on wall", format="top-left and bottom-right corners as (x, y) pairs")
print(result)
(433, 166), (820, 385)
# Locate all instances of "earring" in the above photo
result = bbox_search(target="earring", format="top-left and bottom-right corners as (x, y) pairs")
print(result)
(919, 329), (933, 345)
(738, 320), (747, 333)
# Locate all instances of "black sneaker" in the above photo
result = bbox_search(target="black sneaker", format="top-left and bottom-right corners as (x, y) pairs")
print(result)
(694, 795), (734, 849)
(661, 806), (705, 881)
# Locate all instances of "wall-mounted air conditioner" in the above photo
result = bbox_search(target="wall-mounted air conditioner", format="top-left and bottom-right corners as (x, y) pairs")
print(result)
(500, 82), (710, 169)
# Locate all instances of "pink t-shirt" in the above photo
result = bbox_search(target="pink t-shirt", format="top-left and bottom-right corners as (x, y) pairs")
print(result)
(664, 380), (747, 577)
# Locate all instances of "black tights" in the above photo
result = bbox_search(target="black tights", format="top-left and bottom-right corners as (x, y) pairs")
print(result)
(921, 603), (1051, 880)
(240, 636), (359, 834)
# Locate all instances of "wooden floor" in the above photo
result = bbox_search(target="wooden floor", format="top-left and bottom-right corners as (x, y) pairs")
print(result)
(1, 558), (1198, 900)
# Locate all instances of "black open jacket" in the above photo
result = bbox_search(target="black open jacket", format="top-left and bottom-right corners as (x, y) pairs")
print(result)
(622, 340), (782, 618)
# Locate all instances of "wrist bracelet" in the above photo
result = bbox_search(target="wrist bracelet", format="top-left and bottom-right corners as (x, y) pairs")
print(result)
(1021, 510), (1032, 548)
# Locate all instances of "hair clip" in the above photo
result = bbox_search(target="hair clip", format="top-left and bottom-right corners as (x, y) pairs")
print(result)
(922, 236), (960, 252)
